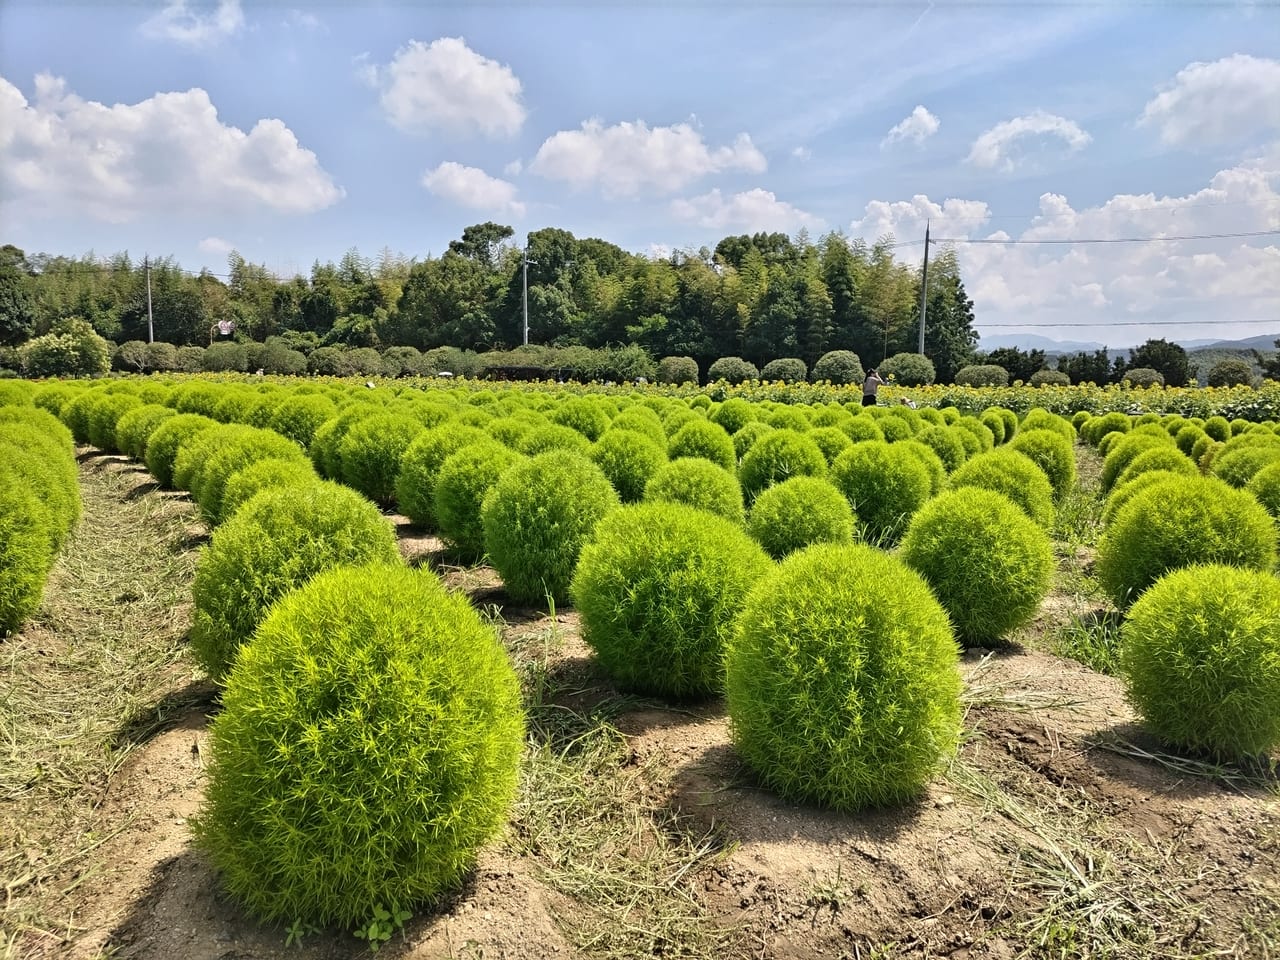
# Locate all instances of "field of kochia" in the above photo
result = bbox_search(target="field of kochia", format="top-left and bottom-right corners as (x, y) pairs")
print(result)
(2, 371), (1279, 953)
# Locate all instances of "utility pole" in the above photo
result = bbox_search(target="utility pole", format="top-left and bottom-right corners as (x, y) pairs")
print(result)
(521, 245), (538, 347)
(145, 254), (154, 343)
(917, 220), (930, 355)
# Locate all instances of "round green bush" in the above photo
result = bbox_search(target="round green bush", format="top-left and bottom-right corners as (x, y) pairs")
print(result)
(954, 417), (996, 453)
(811, 350), (864, 385)
(220, 458), (320, 523)
(190, 481), (401, 680)
(831, 441), (932, 545)
(173, 423), (253, 500)
(338, 413), (424, 507)
(86, 393), (141, 453)
(1029, 369), (1071, 386)
(1246, 460), (1280, 518)
(1112, 446), (1197, 491)
(879, 352), (936, 386)
(58, 389), (99, 445)
(761, 357), (807, 383)
(142, 414), (218, 489)
(590, 429), (666, 503)
(901, 488), (1053, 646)
(1009, 429), (1076, 502)
(895, 440), (946, 496)
(481, 451), (619, 606)
(644, 457), (744, 524)
(308, 406), (377, 480)
(980, 410), (1007, 445)
(747, 476), (855, 559)
(517, 423), (593, 456)
(731, 421), (773, 461)
(269, 394), (339, 447)
(807, 426), (853, 466)
(395, 424), (490, 529)
(661, 405), (704, 438)
(115, 404), (177, 462)
(950, 449), (1054, 529)
(196, 429), (309, 526)
(707, 356), (759, 384)
(725, 543), (962, 811)
(1120, 565), (1280, 760)
(914, 425), (967, 473)
(872, 412), (914, 443)
(551, 397), (612, 441)
(1096, 475), (1276, 607)
(194, 563), (523, 927)
(572, 502), (772, 697)
(841, 416), (885, 444)
(708, 397), (759, 436)
(667, 419), (735, 472)
(1122, 367), (1164, 388)
(737, 429), (827, 504)
(0, 469), (53, 635)
(1203, 416), (1232, 443)
(1100, 433), (1175, 492)
(1020, 409), (1075, 442)
(1212, 446), (1280, 488)
(434, 442), (523, 562)
(1102, 469), (1184, 526)
(657, 355), (699, 385)
(764, 405), (811, 432)
(1082, 411), (1131, 447)
(953, 364), (1009, 387)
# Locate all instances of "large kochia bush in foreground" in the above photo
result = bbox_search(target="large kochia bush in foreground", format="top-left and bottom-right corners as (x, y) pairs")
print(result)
(725, 543), (962, 811)
(1120, 564), (1280, 761)
(572, 502), (772, 698)
(194, 564), (524, 927)
(190, 481), (401, 680)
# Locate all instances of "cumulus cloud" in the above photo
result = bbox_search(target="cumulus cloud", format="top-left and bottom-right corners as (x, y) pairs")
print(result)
(0, 73), (343, 222)
(198, 236), (236, 256)
(966, 110), (1091, 171)
(671, 188), (822, 233)
(141, 0), (243, 46)
(366, 37), (525, 139)
(791, 146), (812, 161)
(530, 119), (767, 197)
(503, 158), (523, 176)
(1140, 54), (1280, 147)
(422, 162), (525, 217)
(851, 151), (1280, 337)
(881, 105), (940, 148)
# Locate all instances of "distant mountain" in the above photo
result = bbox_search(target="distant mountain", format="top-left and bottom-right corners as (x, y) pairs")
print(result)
(1190, 334), (1280, 352)
(977, 332), (1280, 355)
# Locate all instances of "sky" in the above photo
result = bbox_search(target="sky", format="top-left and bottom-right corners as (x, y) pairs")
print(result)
(0, 0), (1277, 349)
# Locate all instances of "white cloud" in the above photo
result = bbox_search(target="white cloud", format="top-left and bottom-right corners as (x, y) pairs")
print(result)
(285, 9), (324, 32)
(141, 0), (243, 47)
(1140, 54), (1280, 147)
(198, 236), (236, 256)
(422, 162), (525, 217)
(671, 188), (822, 233)
(503, 158), (523, 176)
(881, 105), (940, 148)
(0, 73), (343, 222)
(530, 119), (767, 197)
(853, 150), (1280, 340)
(966, 110), (1091, 171)
(791, 146), (812, 161)
(367, 38), (525, 139)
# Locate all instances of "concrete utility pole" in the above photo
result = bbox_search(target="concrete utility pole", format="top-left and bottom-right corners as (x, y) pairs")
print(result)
(145, 254), (154, 343)
(521, 245), (538, 347)
(917, 221), (930, 355)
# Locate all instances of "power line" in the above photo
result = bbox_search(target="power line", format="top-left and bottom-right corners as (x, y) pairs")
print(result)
(979, 318), (1280, 328)
(936, 229), (1280, 245)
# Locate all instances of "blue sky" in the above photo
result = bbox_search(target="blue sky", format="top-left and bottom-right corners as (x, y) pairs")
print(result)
(1, 1), (1277, 348)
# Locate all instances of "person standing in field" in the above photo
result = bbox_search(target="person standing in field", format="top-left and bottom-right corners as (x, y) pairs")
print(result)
(862, 369), (885, 407)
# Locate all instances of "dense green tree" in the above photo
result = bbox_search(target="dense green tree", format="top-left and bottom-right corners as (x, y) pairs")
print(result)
(448, 222), (514, 268)
(1056, 349), (1113, 385)
(980, 346), (1047, 382)
(1126, 338), (1192, 388)
(0, 255), (36, 346)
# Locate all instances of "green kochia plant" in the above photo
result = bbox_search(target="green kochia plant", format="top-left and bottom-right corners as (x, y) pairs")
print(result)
(572, 501), (772, 698)
(746, 476), (855, 559)
(193, 563), (524, 928)
(830, 441), (931, 545)
(1120, 564), (1280, 761)
(725, 543), (962, 811)
(643, 457), (745, 524)
(737, 429), (827, 504)
(900, 487), (1053, 646)
(481, 450), (619, 606)
(395, 423), (490, 530)
(190, 481), (402, 680)
(433, 441), (523, 562)
(948, 448), (1054, 529)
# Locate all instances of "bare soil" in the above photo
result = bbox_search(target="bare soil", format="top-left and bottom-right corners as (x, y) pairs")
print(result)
(3, 457), (1278, 960)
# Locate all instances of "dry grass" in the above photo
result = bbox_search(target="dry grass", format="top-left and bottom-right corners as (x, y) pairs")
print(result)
(0, 455), (204, 951)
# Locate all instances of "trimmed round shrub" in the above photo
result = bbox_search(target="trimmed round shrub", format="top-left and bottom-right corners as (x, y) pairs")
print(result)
(86, 393), (141, 452)
(517, 423), (593, 456)
(572, 502), (772, 697)
(811, 350), (864, 385)
(1120, 565), (1280, 760)
(194, 563), (523, 927)
(809, 404), (853, 429)
(173, 423), (250, 499)
(667, 419), (735, 472)
(661, 406), (704, 438)
(895, 440), (947, 496)
(435, 442), (523, 562)
(114, 404), (177, 462)
(707, 356), (759, 384)
(879, 352), (936, 386)
(993, 407), (1018, 442)
(552, 397), (612, 441)
(0, 426), (78, 554)
(954, 417), (996, 453)
(831, 441), (932, 545)
(1191, 433), (1219, 465)
(914, 425), (967, 473)
(950, 449), (1054, 529)
(872, 411), (914, 443)
(1100, 432), (1175, 492)
(1121, 367), (1165, 388)
(841, 416), (885, 444)
(731, 421), (773, 462)
(220, 458), (320, 523)
(269, 394), (339, 448)
(1020, 408), (1075, 442)
(1096, 475), (1276, 607)
(590, 429), (666, 504)
(1029, 369), (1071, 386)
(1173, 425), (1206, 457)
(1206, 358), (1255, 388)
(1112, 446), (1196, 491)
(761, 357), (807, 383)
(980, 410), (1007, 445)
(1102, 469), (1184, 526)
(901, 488), (1053, 646)
(947, 424), (983, 459)
(0, 471), (53, 635)
(396, 424), (490, 529)
(807, 426), (853, 466)
(738, 429), (827, 504)
(1009, 429), (1076, 502)
(190, 481), (401, 680)
(338, 413), (424, 507)
(1247, 460), (1280, 518)
(481, 451), (619, 606)
(1212, 446), (1280, 489)
(708, 398), (758, 435)
(143, 414), (218, 489)
(657, 355), (699, 385)
(747, 476), (855, 559)
(1072, 411), (1093, 433)
(1083, 411), (1131, 447)
(197, 429), (309, 526)
(725, 543), (962, 811)
(309, 406), (379, 480)
(953, 364), (1009, 387)
(644, 458), (744, 524)
(1203, 416), (1232, 443)
(764, 405), (811, 432)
